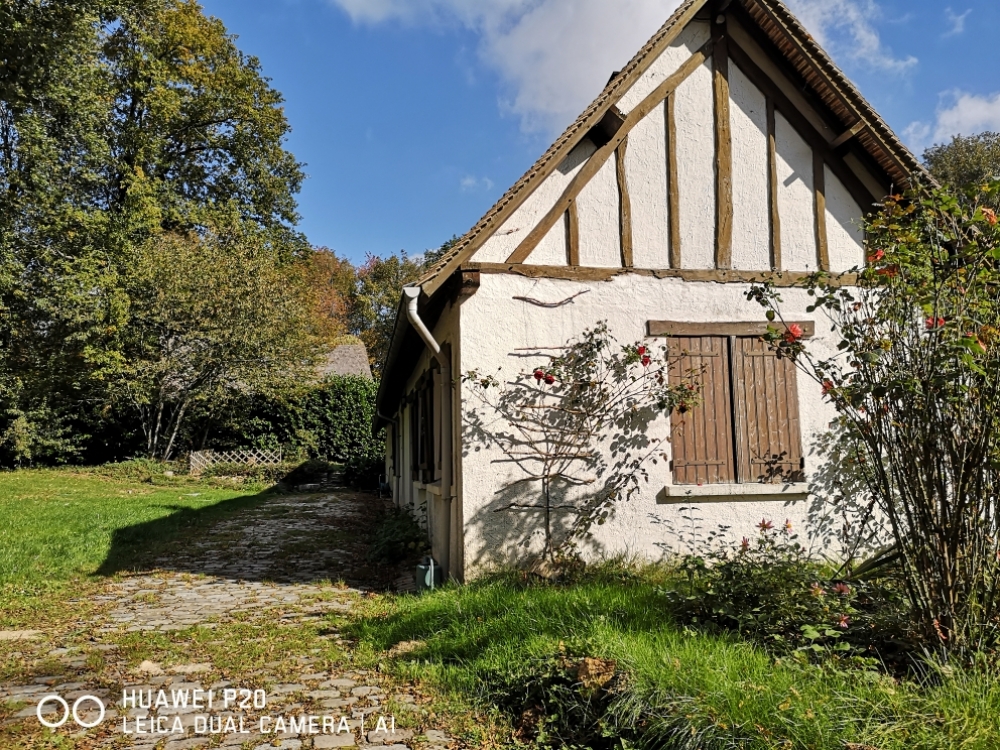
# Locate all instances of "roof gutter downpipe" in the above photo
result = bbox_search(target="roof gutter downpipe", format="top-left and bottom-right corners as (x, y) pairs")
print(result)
(403, 286), (453, 580)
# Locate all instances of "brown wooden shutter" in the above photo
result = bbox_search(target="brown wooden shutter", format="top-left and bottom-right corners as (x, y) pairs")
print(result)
(732, 337), (804, 483)
(668, 336), (736, 485)
(419, 377), (435, 483)
(409, 392), (420, 481)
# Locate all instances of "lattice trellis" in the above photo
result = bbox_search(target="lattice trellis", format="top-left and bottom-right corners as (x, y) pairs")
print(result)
(189, 448), (283, 475)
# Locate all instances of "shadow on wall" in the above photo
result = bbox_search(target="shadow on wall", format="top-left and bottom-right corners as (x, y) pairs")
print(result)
(461, 395), (666, 571)
(644, 423), (889, 562)
(93, 486), (393, 588)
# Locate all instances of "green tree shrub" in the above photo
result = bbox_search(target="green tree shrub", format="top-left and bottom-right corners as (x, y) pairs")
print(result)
(747, 183), (1000, 655)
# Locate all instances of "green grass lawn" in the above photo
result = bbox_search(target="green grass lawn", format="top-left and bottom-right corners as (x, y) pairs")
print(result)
(0, 467), (258, 586)
(0, 466), (265, 633)
(2, 467), (998, 749)
(347, 569), (1000, 750)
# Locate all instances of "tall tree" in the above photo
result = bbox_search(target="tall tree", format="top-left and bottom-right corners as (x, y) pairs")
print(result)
(102, 230), (325, 460)
(924, 132), (1000, 204)
(0, 1), (308, 462)
(349, 251), (425, 376)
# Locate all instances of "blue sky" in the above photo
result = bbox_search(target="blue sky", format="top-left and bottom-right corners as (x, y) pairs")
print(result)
(200, 0), (1000, 264)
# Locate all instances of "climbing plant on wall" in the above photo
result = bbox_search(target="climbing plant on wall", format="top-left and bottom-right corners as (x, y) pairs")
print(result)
(464, 321), (700, 562)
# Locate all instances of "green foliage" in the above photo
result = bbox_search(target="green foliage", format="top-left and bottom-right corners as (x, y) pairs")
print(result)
(99, 230), (326, 460)
(349, 251), (426, 376)
(665, 523), (912, 665)
(367, 507), (429, 565)
(924, 132), (1000, 202)
(350, 566), (1000, 749)
(465, 321), (700, 559)
(216, 375), (381, 465)
(747, 183), (1000, 654)
(0, 0), (308, 465)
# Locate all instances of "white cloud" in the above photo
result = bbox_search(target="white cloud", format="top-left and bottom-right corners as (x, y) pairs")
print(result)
(943, 7), (972, 38)
(329, 0), (914, 133)
(460, 175), (495, 192)
(905, 91), (1000, 154)
(785, 0), (917, 74)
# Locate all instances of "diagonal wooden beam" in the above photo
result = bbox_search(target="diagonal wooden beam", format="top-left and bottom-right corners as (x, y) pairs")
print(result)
(505, 39), (714, 265)
(616, 136), (634, 267)
(712, 21), (733, 269)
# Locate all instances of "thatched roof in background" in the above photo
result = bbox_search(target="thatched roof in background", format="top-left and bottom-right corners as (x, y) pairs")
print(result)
(319, 344), (372, 379)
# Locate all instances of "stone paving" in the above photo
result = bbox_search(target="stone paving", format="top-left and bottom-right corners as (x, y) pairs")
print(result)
(0, 490), (450, 750)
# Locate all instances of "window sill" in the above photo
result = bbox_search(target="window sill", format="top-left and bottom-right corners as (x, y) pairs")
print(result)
(657, 482), (809, 503)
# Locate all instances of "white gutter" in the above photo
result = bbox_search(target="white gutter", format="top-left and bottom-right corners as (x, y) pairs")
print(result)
(402, 286), (454, 579)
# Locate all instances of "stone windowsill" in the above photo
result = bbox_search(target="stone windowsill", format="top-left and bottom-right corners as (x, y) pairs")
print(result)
(657, 482), (809, 503)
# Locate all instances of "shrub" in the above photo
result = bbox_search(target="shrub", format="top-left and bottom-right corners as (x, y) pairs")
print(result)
(367, 507), (429, 564)
(666, 522), (913, 665)
(748, 185), (1000, 653)
(212, 375), (384, 467)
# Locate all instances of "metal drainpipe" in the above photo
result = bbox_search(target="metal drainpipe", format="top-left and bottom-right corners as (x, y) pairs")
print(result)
(403, 287), (453, 579)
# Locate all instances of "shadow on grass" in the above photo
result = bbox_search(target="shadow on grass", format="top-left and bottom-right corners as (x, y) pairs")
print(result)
(93, 484), (395, 588)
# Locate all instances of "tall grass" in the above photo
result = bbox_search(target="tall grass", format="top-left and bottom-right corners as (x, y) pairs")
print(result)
(347, 567), (1000, 749)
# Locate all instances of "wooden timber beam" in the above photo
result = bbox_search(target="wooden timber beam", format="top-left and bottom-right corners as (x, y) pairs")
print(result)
(466, 261), (857, 287)
(831, 120), (865, 149)
(712, 19), (733, 269)
(666, 92), (682, 269)
(616, 136), (634, 267)
(647, 320), (815, 338)
(766, 98), (782, 270)
(565, 200), (580, 266)
(813, 150), (830, 271)
(505, 38), (714, 265)
(727, 39), (880, 213)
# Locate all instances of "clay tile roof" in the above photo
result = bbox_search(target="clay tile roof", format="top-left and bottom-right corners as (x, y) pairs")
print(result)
(414, 0), (922, 299)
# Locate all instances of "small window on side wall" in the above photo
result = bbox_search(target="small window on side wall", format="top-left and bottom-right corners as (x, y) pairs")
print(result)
(667, 333), (804, 485)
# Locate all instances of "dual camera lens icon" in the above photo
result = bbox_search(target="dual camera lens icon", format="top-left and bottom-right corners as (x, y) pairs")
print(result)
(36, 694), (106, 729)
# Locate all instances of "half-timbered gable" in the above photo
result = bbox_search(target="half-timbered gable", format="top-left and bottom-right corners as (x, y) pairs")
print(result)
(375, 0), (922, 581)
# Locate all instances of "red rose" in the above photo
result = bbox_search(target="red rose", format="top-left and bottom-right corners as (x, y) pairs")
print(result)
(822, 380), (834, 396)
(544, 374), (555, 385)
(641, 355), (651, 367)
(783, 323), (803, 343)
(534, 369), (544, 382)
(637, 345), (647, 356)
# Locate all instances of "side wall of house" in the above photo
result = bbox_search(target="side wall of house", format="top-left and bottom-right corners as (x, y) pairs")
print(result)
(459, 274), (839, 575)
(386, 299), (464, 580)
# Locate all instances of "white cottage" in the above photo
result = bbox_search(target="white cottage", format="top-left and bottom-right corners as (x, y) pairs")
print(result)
(374, 0), (921, 581)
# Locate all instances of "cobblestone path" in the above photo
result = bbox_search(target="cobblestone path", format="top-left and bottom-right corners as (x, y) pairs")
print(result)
(0, 490), (449, 750)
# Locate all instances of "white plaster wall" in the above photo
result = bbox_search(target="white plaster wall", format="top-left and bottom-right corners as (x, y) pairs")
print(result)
(576, 156), (623, 267)
(625, 104), (669, 268)
(617, 21), (711, 112)
(473, 140), (595, 264)
(775, 112), (817, 271)
(525, 219), (568, 266)
(729, 63), (771, 270)
(674, 60), (716, 269)
(824, 165), (865, 272)
(459, 273), (841, 576)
